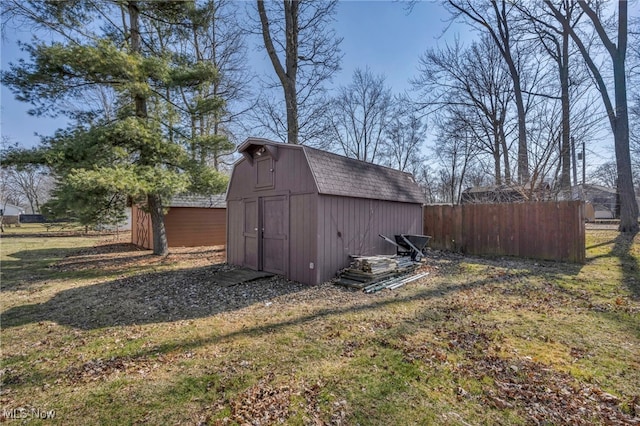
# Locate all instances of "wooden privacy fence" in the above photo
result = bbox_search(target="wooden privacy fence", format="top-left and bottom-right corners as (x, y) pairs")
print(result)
(423, 201), (585, 263)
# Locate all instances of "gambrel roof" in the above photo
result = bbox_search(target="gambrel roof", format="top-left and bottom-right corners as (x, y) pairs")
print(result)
(302, 146), (425, 204)
(236, 138), (425, 204)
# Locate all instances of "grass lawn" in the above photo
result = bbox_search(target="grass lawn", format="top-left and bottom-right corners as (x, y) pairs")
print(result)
(1, 225), (638, 425)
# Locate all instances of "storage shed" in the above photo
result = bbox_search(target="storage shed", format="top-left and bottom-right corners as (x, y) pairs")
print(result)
(226, 138), (426, 285)
(132, 194), (226, 249)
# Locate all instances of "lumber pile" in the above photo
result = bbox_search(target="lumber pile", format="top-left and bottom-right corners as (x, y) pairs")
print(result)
(335, 255), (422, 291)
(350, 255), (397, 274)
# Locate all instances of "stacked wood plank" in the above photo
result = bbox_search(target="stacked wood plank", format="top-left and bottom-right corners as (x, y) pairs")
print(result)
(335, 255), (419, 290)
(350, 255), (397, 274)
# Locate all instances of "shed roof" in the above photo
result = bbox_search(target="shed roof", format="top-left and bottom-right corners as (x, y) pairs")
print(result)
(237, 138), (425, 204)
(168, 194), (226, 208)
(302, 146), (425, 204)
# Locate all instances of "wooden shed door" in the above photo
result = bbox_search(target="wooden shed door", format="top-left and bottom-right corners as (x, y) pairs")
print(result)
(261, 195), (288, 275)
(243, 199), (259, 269)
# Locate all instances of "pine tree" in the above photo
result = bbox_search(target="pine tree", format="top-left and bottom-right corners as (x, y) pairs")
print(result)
(2, 1), (230, 253)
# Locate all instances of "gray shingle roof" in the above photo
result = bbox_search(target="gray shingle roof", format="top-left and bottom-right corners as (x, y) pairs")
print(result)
(302, 146), (425, 204)
(168, 194), (226, 208)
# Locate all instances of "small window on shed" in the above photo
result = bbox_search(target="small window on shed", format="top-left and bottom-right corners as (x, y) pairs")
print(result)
(256, 156), (274, 189)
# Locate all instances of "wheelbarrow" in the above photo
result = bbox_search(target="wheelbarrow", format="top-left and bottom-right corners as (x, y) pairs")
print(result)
(379, 233), (431, 261)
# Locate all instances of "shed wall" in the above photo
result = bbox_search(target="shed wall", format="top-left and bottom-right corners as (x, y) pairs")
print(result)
(316, 196), (423, 284)
(226, 147), (316, 200)
(226, 200), (244, 265)
(289, 193), (318, 285)
(132, 204), (226, 249)
(163, 207), (226, 247)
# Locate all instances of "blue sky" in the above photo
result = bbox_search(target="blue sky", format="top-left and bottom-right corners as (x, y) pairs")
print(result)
(1, 1), (463, 149)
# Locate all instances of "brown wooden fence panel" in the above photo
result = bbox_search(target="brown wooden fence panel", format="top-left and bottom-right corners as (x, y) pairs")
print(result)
(423, 205), (462, 252)
(423, 201), (585, 263)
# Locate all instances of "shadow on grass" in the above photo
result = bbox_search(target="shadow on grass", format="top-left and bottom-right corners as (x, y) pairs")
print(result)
(586, 230), (640, 299)
(1, 243), (154, 292)
(1, 265), (307, 330)
(2, 248), (591, 332)
(18, 271), (531, 356)
(612, 230), (640, 299)
(1, 247), (88, 288)
(0, 252), (556, 334)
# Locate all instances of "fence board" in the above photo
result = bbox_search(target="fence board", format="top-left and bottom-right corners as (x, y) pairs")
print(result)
(423, 201), (585, 263)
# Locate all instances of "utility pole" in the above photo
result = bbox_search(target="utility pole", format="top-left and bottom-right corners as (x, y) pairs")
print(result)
(571, 137), (578, 187)
(582, 140), (586, 186)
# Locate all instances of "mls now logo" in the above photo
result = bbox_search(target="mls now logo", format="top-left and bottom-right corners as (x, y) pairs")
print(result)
(3, 407), (56, 420)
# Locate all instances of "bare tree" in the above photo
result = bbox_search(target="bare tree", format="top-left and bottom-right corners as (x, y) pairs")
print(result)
(414, 165), (440, 204)
(182, 0), (252, 168)
(629, 17), (640, 194)
(383, 97), (428, 173)
(433, 109), (481, 203)
(446, 0), (530, 183)
(412, 36), (515, 184)
(0, 138), (52, 214)
(517, 1), (586, 192)
(329, 68), (393, 162)
(3, 166), (51, 213)
(255, 0), (342, 145)
(545, 0), (638, 232)
(590, 161), (618, 188)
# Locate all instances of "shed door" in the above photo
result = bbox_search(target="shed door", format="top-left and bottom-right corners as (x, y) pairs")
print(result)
(243, 199), (258, 269)
(261, 195), (288, 275)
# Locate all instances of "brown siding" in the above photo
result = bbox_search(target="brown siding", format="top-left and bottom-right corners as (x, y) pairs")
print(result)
(163, 207), (226, 247)
(423, 201), (585, 263)
(316, 196), (422, 284)
(132, 204), (225, 249)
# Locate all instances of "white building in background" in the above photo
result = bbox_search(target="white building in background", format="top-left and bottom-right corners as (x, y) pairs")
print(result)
(0, 202), (25, 217)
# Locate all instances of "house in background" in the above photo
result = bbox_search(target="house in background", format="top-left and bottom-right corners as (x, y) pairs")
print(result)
(132, 194), (226, 249)
(226, 138), (425, 285)
(0, 202), (25, 226)
(572, 184), (618, 220)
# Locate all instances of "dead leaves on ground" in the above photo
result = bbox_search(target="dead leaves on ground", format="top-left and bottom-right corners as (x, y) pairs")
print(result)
(209, 373), (346, 426)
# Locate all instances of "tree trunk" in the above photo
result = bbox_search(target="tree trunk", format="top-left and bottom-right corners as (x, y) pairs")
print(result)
(494, 0), (528, 184)
(613, 49), (639, 232)
(546, 0), (638, 232)
(257, 0), (299, 144)
(493, 128), (502, 185)
(147, 193), (168, 256)
(511, 70), (529, 184)
(128, 1), (170, 253)
(499, 124), (511, 183)
(559, 26), (572, 191)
